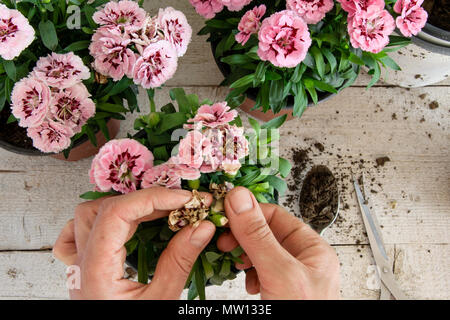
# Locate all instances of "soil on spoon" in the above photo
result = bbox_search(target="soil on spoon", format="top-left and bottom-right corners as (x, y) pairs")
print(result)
(299, 168), (338, 231)
(423, 0), (450, 31)
(0, 105), (34, 149)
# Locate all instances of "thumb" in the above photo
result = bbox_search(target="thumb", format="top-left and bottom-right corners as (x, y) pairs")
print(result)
(145, 221), (215, 299)
(224, 187), (292, 274)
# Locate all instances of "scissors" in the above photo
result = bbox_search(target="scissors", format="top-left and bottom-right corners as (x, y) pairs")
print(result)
(353, 173), (408, 300)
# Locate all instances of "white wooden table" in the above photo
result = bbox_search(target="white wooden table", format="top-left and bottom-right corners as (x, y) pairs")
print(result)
(0, 1), (448, 299)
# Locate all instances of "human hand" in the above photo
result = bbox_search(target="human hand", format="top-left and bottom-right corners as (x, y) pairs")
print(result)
(53, 187), (215, 300)
(218, 187), (340, 300)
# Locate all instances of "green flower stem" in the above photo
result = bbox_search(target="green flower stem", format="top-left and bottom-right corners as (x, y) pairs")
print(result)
(209, 214), (228, 227)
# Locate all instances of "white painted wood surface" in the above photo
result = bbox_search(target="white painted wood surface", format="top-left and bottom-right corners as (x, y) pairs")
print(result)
(0, 0), (449, 299)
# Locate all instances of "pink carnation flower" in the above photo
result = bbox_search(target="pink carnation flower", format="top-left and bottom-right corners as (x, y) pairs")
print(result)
(337, 0), (385, 16)
(200, 128), (224, 173)
(89, 139), (154, 194)
(132, 40), (178, 89)
(176, 130), (212, 169)
(187, 102), (237, 128)
(167, 159), (201, 180)
(348, 6), (395, 53)
(32, 52), (90, 89)
(0, 4), (35, 60)
(141, 164), (181, 189)
(257, 10), (312, 68)
(92, 0), (146, 32)
(158, 7), (192, 57)
(235, 5), (266, 45)
(393, 0), (427, 37)
(189, 0), (224, 19)
(49, 84), (95, 134)
(286, 0), (334, 24)
(221, 0), (253, 11)
(27, 121), (73, 153)
(11, 77), (51, 128)
(89, 27), (137, 81)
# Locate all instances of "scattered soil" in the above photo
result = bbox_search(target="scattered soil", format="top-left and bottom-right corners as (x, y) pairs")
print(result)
(376, 156), (390, 167)
(419, 93), (427, 100)
(429, 101), (439, 110)
(299, 167), (339, 231)
(314, 142), (325, 152)
(0, 105), (34, 149)
(423, 0), (450, 31)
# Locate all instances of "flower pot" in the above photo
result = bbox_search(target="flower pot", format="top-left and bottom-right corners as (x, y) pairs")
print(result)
(382, 23), (450, 87)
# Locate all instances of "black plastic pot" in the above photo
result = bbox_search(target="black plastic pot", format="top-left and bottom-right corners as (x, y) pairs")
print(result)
(413, 22), (450, 56)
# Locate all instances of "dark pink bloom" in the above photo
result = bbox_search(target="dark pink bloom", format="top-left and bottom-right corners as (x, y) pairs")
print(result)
(0, 4), (35, 60)
(235, 5), (266, 45)
(158, 7), (192, 57)
(257, 10), (312, 68)
(189, 0), (224, 19)
(221, 0), (253, 11)
(394, 0), (427, 37)
(141, 164), (181, 189)
(92, 0), (146, 32)
(89, 139), (154, 194)
(11, 77), (51, 128)
(337, 0), (385, 16)
(286, 0), (334, 24)
(187, 102), (237, 128)
(348, 6), (395, 53)
(32, 52), (90, 89)
(27, 121), (73, 153)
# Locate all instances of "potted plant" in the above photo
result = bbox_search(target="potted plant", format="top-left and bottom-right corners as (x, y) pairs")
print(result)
(190, 0), (427, 121)
(0, 0), (192, 160)
(382, 0), (450, 87)
(81, 88), (291, 299)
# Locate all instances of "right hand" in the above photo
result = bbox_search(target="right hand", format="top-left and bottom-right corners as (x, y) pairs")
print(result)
(218, 187), (340, 300)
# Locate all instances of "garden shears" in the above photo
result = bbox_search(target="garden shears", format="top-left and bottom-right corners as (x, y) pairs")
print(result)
(353, 174), (408, 300)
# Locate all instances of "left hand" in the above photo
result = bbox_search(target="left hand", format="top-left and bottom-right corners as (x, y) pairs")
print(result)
(52, 187), (215, 300)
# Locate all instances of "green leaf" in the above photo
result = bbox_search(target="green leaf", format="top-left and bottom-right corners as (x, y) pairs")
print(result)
(230, 246), (244, 258)
(205, 251), (222, 264)
(187, 276), (198, 300)
(157, 112), (187, 134)
(6, 113), (17, 124)
(137, 242), (148, 284)
(169, 88), (191, 113)
(194, 262), (206, 300)
(96, 118), (110, 140)
(348, 53), (364, 66)
(152, 145), (169, 161)
(96, 102), (128, 113)
(63, 40), (91, 52)
(310, 47), (325, 79)
(200, 254), (214, 279)
(291, 63), (306, 83)
(293, 82), (308, 117)
(304, 79), (318, 104)
(248, 117), (261, 137)
(79, 191), (116, 200)
(265, 175), (287, 195)
(230, 74), (254, 89)
(379, 56), (401, 71)
(221, 54), (253, 65)
(278, 157), (292, 178)
(0, 93), (5, 112)
(367, 61), (381, 88)
(3, 60), (16, 81)
(313, 80), (338, 94)
(137, 227), (161, 242)
(84, 125), (97, 147)
(321, 48), (337, 73)
(4, 77), (12, 103)
(269, 79), (284, 111)
(108, 77), (133, 96)
(261, 114), (287, 130)
(39, 20), (58, 51)
(84, 5), (97, 28)
(125, 237), (138, 256)
(219, 259), (231, 277)
(265, 70), (282, 81)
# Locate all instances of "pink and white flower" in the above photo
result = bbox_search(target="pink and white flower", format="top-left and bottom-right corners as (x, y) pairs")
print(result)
(167, 157), (202, 180)
(189, 0), (224, 19)
(27, 121), (73, 153)
(89, 139), (154, 194)
(257, 10), (312, 68)
(235, 5), (266, 45)
(141, 164), (181, 189)
(0, 4), (35, 60)
(89, 27), (137, 81)
(393, 0), (427, 37)
(49, 84), (95, 134)
(32, 52), (90, 89)
(221, 0), (253, 12)
(132, 40), (178, 89)
(200, 127), (224, 173)
(337, 0), (385, 16)
(92, 0), (146, 32)
(11, 77), (51, 128)
(187, 102), (237, 128)
(176, 130), (212, 169)
(286, 0), (334, 25)
(158, 7), (192, 57)
(347, 6), (395, 53)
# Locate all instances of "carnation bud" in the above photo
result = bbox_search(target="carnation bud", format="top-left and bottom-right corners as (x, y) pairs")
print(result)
(148, 112), (160, 127)
(210, 214), (228, 227)
(187, 179), (200, 190)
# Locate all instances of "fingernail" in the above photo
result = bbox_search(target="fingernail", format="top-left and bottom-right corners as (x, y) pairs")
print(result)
(190, 222), (214, 248)
(229, 188), (254, 215)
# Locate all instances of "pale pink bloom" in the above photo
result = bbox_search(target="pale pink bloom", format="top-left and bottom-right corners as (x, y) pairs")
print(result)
(348, 6), (395, 53)
(222, 125), (249, 163)
(32, 52), (90, 89)
(257, 10), (312, 68)
(11, 77), (51, 128)
(27, 121), (73, 153)
(89, 139), (154, 194)
(200, 127), (224, 173)
(0, 4), (35, 60)
(158, 7), (192, 57)
(167, 157), (201, 180)
(132, 40), (178, 89)
(49, 84), (95, 134)
(89, 27), (137, 81)
(189, 0), (224, 19)
(393, 0), (427, 37)
(187, 102), (237, 128)
(176, 130), (212, 169)
(130, 16), (164, 55)
(235, 5), (266, 45)
(92, 0), (146, 32)
(286, 0), (334, 24)
(337, 0), (385, 16)
(141, 164), (181, 189)
(221, 0), (253, 11)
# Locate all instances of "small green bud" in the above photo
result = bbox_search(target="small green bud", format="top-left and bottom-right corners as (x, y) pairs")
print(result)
(148, 112), (160, 127)
(210, 214), (228, 227)
(41, 0), (51, 4)
(187, 179), (200, 190)
(40, 7), (46, 13)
